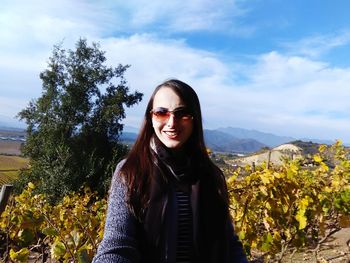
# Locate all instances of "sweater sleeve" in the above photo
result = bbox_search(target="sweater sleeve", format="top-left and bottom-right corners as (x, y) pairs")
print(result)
(92, 162), (140, 263)
(227, 220), (249, 263)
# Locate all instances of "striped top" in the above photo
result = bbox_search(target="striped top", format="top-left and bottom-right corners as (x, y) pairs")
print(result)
(175, 189), (193, 263)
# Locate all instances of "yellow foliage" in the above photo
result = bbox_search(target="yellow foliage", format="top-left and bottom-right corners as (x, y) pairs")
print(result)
(0, 182), (107, 262)
(313, 154), (322, 163)
(2, 141), (350, 262)
(9, 248), (30, 262)
(226, 141), (350, 260)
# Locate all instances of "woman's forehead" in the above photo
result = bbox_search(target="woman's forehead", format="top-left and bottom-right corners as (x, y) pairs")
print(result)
(152, 87), (185, 109)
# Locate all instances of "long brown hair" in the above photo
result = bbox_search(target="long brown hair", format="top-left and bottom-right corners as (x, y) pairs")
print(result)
(119, 79), (228, 220)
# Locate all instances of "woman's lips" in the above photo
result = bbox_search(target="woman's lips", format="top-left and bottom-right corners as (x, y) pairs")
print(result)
(163, 130), (179, 139)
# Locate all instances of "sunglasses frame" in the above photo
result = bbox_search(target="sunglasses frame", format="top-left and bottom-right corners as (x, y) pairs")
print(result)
(150, 107), (193, 122)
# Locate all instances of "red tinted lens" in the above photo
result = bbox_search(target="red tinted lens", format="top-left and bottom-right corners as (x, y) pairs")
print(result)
(173, 108), (192, 119)
(152, 108), (170, 121)
(151, 107), (192, 122)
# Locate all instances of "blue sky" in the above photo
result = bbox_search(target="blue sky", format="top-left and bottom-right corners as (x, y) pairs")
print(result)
(1, 0), (350, 142)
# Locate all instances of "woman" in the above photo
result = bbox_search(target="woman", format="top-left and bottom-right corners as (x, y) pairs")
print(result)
(93, 79), (248, 262)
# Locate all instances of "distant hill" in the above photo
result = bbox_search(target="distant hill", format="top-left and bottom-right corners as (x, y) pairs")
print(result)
(120, 129), (265, 153)
(124, 125), (140, 134)
(204, 129), (265, 153)
(227, 141), (313, 166)
(217, 127), (295, 147)
(290, 140), (322, 155)
(216, 127), (340, 147)
(120, 131), (138, 143)
(0, 128), (26, 141)
(0, 126), (25, 133)
(227, 143), (302, 166)
(226, 140), (339, 167)
(1, 124), (335, 155)
(119, 127), (337, 154)
(299, 137), (335, 146)
(0, 115), (26, 130)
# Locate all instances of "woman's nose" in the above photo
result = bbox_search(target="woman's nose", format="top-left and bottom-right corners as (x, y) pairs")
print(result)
(166, 113), (176, 127)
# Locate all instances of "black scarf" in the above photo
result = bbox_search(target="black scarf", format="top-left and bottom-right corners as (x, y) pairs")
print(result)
(150, 135), (198, 186)
(140, 136), (231, 262)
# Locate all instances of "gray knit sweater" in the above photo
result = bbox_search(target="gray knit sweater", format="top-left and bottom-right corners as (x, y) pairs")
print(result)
(92, 161), (248, 263)
(93, 161), (141, 263)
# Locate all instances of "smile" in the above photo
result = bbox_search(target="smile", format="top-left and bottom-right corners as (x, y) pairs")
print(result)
(164, 131), (179, 138)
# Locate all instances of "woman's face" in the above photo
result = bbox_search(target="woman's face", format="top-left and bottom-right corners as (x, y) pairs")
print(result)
(151, 87), (193, 150)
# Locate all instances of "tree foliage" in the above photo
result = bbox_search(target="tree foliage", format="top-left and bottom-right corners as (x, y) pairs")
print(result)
(17, 39), (142, 201)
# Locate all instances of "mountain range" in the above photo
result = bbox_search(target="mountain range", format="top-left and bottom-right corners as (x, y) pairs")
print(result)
(216, 127), (294, 147)
(203, 129), (265, 153)
(0, 122), (337, 154)
(122, 126), (335, 153)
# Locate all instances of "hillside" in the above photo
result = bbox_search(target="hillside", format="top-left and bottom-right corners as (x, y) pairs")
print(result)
(204, 129), (265, 153)
(120, 128), (267, 153)
(290, 140), (323, 155)
(0, 128), (26, 155)
(1, 126), (335, 156)
(217, 127), (296, 147)
(0, 128), (26, 140)
(120, 127), (336, 154)
(0, 155), (29, 185)
(227, 142), (305, 166)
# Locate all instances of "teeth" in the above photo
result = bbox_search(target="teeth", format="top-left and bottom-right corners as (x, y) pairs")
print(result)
(165, 131), (178, 136)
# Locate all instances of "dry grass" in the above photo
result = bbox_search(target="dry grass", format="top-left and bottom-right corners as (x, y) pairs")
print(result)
(0, 140), (22, 155)
(0, 155), (29, 185)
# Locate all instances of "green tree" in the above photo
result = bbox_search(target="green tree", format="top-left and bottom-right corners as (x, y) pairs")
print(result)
(17, 39), (142, 202)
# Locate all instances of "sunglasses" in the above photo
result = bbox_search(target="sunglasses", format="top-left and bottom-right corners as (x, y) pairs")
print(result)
(150, 107), (193, 122)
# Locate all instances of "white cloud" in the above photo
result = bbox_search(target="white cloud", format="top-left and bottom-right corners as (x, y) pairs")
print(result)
(0, 0), (245, 95)
(256, 52), (350, 113)
(0, 0), (109, 80)
(2, 29), (350, 141)
(220, 51), (350, 140)
(97, 35), (350, 142)
(283, 30), (350, 58)
(250, 52), (327, 87)
(118, 0), (246, 32)
(0, 0), (247, 38)
(0, 1), (349, 141)
(98, 34), (231, 127)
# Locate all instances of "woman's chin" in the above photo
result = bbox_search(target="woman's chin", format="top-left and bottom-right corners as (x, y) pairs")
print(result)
(161, 139), (183, 149)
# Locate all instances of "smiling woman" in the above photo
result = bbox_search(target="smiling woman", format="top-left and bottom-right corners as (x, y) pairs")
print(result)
(93, 79), (248, 263)
(151, 88), (194, 149)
